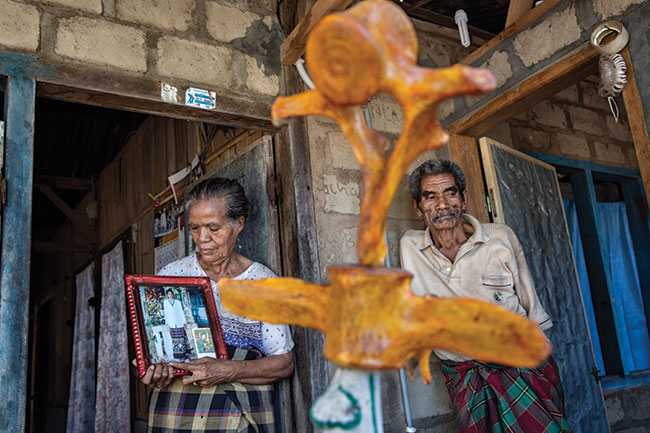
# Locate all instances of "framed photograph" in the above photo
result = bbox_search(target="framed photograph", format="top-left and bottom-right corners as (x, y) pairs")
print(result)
(125, 274), (229, 378)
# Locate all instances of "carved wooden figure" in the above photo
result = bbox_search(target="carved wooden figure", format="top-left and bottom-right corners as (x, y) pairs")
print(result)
(220, 0), (551, 430)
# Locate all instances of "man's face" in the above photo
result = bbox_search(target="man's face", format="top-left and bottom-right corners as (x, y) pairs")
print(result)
(167, 291), (174, 300)
(412, 173), (466, 232)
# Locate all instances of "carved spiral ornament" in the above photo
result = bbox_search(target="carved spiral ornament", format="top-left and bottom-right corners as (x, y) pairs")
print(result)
(306, 15), (382, 105)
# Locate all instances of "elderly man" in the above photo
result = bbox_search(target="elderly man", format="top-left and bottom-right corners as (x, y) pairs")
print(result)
(400, 159), (570, 433)
(162, 288), (191, 361)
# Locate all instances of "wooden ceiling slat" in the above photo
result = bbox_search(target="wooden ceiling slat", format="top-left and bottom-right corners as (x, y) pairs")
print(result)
(461, 0), (560, 65)
(407, 0), (435, 12)
(398, 4), (495, 40)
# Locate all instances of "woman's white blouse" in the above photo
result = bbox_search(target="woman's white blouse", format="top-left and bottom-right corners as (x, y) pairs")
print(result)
(160, 254), (294, 356)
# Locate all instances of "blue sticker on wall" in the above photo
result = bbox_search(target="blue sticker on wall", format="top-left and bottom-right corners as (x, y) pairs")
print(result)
(185, 87), (216, 110)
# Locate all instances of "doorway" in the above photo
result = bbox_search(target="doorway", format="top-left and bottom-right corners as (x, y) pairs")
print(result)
(2, 90), (283, 432)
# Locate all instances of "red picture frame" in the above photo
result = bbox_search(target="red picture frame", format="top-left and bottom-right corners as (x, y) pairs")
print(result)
(125, 274), (229, 378)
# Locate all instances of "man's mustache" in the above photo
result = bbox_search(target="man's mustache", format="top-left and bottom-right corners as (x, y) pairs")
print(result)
(429, 209), (459, 223)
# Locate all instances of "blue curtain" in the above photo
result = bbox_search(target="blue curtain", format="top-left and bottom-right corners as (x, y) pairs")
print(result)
(563, 199), (605, 374)
(598, 202), (650, 372)
(563, 199), (650, 373)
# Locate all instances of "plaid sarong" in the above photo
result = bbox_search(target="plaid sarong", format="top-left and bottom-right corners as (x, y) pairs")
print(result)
(441, 356), (571, 433)
(170, 327), (191, 360)
(148, 346), (275, 433)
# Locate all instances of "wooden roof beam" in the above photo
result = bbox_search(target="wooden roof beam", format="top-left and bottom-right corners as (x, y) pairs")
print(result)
(449, 43), (598, 136)
(37, 184), (96, 241)
(35, 175), (92, 191)
(281, 0), (356, 66)
(505, 0), (534, 27)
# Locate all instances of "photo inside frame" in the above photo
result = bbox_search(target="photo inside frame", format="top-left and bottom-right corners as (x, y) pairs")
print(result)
(138, 284), (217, 363)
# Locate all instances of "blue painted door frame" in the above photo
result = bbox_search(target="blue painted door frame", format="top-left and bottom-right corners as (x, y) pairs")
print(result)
(0, 75), (36, 433)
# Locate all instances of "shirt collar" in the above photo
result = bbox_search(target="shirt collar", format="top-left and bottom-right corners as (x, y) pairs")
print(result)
(417, 213), (488, 251)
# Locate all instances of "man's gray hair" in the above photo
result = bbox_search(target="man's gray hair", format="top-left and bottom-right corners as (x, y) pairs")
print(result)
(408, 159), (466, 201)
(187, 177), (249, 222)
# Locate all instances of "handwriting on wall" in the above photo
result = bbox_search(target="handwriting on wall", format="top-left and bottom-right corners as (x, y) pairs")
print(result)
(323, 174), (361, 214)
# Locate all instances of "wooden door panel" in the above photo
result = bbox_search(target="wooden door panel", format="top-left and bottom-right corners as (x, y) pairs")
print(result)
(479, 137), (609, 433)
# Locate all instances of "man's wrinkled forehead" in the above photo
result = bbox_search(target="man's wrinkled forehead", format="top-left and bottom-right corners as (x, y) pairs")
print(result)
(418, 173), (459, 196)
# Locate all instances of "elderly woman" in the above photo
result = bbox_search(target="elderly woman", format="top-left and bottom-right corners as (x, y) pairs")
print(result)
(141, 177), (294, 433)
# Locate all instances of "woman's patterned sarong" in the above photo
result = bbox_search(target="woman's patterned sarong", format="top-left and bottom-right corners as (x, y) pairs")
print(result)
(441, 356), (571, 433)
(148, 346), (275, 433)
(170, 327), (191, 361)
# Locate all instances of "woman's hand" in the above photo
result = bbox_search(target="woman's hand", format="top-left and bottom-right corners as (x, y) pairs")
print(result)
(170, 358), (237, 388)
(169, 351), (294, 387)
(134, 359), (176, 388)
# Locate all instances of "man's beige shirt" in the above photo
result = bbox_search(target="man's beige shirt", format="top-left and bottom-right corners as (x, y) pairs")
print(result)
(399, 214), (552, 362)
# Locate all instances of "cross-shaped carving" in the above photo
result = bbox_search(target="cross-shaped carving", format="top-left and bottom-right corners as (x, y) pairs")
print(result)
(221, 0), (550, 379)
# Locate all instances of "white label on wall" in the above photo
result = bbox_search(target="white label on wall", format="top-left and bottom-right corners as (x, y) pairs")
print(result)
(185, 87), (216, 110)
(161, 83), (179, 104)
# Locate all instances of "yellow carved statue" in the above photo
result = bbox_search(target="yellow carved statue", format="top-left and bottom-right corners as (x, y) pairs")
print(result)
(220, 0), (550, 384)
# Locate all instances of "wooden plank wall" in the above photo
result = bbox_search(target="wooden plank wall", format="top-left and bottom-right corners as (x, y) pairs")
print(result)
(204, 129), (265, 174)
(95, 116), (267, 275)
(100, 118), (201, 247)
(99, 116), (197, 246)
(41, 115), (267, 285)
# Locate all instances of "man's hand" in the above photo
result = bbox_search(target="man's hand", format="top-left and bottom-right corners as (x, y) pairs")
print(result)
(170, 358), (238, 388)
(133, 359), (175, 388)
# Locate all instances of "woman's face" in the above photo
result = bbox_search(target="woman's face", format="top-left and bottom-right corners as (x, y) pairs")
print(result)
(188, 197), (244, 266)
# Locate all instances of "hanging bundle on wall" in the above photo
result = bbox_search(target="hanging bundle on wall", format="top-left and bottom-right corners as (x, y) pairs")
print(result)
(590, 20), (629, 122)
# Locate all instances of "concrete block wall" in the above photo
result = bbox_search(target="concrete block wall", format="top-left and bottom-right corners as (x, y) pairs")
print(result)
(306, 26), (471, 432)
(604, 386), (650, 433)
(483, 78), (638, 169)
(0, 0), (283, 99)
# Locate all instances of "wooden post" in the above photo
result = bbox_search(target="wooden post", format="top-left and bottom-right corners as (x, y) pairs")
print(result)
(449, 134), (489, 222)
(274, 65), (328, 433)
(621, 47), (650, 211)
(0, 74), (36, 433)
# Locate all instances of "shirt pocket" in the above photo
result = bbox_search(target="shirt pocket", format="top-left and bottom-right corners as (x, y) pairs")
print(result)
(481, 275), (513, 288)
(481, 275), (515, 306)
